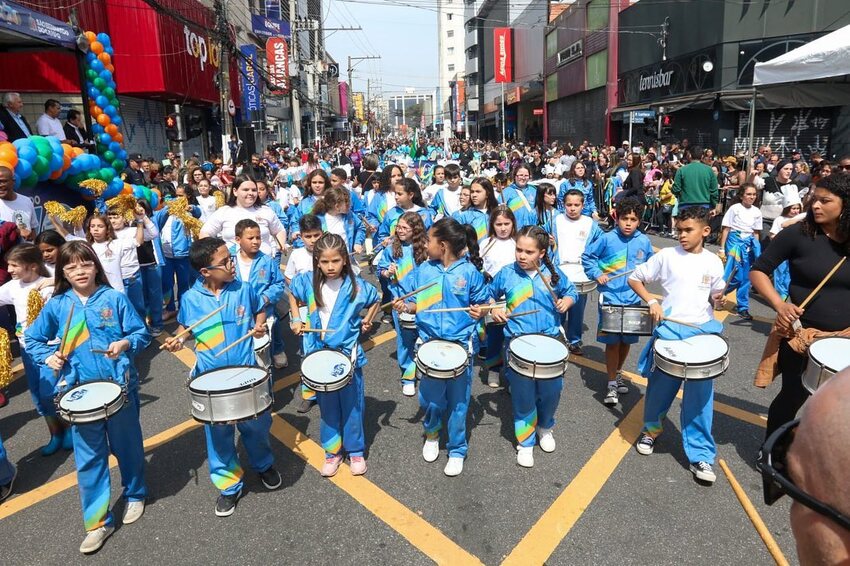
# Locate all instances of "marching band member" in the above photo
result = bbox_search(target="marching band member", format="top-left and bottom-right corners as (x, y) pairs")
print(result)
(480, 206), (517, 385)
(718, 183), (762, 321)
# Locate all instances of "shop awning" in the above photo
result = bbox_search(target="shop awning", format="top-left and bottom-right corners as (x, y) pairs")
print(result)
(754, 24), (850, 86)
(0, 1), (76, 50)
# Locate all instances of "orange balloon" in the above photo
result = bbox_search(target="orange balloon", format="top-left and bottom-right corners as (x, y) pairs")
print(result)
(106, 124), (119, 136)
(121, 184), (133, 195)
(107, 64), (115, 74)
(85, 31), (96, 42)
(92, 106), (102, 117)
(97, 113), (111, 126)
(62, 144), (74, 158)
(49, 169), (63, 180)
(98, 52), (111, 65)
(91, 41), (104, 55)
(152, 189), (162, 209)
(62, 155), (72, 171)
(72, 147), (85, 157)
(114, 133), (124, 143)
(0, 144), (17, 169)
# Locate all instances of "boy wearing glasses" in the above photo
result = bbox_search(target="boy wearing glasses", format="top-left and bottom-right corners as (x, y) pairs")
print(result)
(162, 238), (280, 517)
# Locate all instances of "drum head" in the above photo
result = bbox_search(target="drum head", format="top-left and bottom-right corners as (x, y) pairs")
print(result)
(399, 312), (416, 324)
(509, 334), (568, 364)
(190, 366), (268, 393)
(810, 337), (850, 373)
(418, 340), (467, 371)
(253, 334), (270, 351)
(302, 350), (353, 385)
(654, 335), (728, 364)
(59, 381), (122, 412)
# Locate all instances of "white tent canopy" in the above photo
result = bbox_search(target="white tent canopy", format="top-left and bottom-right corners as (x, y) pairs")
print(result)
(753, 24), (850, 86)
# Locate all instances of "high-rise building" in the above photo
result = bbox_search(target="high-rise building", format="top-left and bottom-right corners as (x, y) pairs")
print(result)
(437, 0), (466, 133)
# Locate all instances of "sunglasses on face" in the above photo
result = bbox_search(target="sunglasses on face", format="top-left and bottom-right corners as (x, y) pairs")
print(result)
(758, 419), (850, 530)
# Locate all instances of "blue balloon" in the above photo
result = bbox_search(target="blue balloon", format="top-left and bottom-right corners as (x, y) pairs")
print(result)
(109, 141), (121, 153)
(86, 51), (97, 63)
(49, 153), (63, 171)
(104, 105), (117, 117)
(13, 175), (20, 190)
(88, 86), (100, 99)
(12, 137), (32, 151)
(99, 133), (112, 145)
(47, 137), (63, 154)
(117, 149), (127, 160)
(95, 95), (108, 107)
(112, 115), (123, 126)
(90, 60), (104, 73)
(99, 69), (112, 81)
(107, 79), (116, 90)
(92, 124), (104, 135)
(17, 145), (37, 164)
(14, 159), (32, 179)
(106, 47), (114, 56)
(97, 33), (110, 45)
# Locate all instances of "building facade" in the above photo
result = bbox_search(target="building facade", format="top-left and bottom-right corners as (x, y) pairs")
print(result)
(438, 0), (466, 133)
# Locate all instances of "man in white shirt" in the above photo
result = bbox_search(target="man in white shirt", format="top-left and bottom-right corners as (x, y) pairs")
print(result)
(35, 99), (66, 141)
(0, 167), (36, 240)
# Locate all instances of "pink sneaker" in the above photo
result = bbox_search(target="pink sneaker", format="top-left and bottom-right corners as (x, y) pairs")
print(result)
(350, 456), (367, 476)
(321, 455), (343, 477)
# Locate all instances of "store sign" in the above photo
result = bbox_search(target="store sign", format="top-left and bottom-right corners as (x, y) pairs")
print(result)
(251, 14), (291, 38)
(557, 40), (583, 67)
(494, 27), (513, 83)
(639, 69), (675, 92)
(240, 44), (261, 116)
(0, 0), (75, 48)
(533, 108), (544, 116)
(266, 37), (289, 95)
(183, 25), (221, 72)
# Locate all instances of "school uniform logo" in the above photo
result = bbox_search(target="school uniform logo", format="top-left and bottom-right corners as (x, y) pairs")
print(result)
(636, 249), (646, 260)
(579, 230), (587, 239)
(235, 305), (247, 324)
(259, 268), (266, 280)
(451, 276), (468, 295)
(99, 307), (116, 328)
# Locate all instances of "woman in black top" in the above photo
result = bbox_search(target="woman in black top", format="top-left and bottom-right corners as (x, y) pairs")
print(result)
(620, 153), (647, 206)
(751, 173), (850, 436)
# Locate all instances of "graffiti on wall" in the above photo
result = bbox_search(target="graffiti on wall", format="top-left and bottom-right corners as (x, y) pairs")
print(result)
(735, 108), (832, 158)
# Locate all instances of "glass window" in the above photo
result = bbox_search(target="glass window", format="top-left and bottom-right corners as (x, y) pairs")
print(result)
(586, 0), (609, 32)
(448, 64), (455, 72)
(447, 13), (452, 20)
(586, 49), (607, 90)
(546, 74), (558, 102)
(447, 30), (454, 37)
(448, 47), (454, 55)
(546, 32), (558, 58)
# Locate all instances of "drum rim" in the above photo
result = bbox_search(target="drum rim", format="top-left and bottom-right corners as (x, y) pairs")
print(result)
(653, 335), (730, 366)
(302, 373), (352, 391)
(508, 333), (569, 365)
(601, 304), (650, 312)
(189, 365), (270, 394)
(416, 339), (469, 373)
(57, 379), (124, 409)
(300, 348), (354, 382)
(809, 337), (850, 373)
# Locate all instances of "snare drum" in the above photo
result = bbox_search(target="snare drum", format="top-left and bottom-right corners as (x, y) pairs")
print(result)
(485, 301), (507, 325)
(802, 337), (850, 394)
(563, 264), (597, 295)
(188, 366), (273, 423)
(415, 340), (469, 379)
(301, 349), (354, 392)
(599, 304), (653, 336)
(399, 311), (417, 331)
(56, 380), (127, 424)
(254, 333), (271, 369)
(507, 334), (569, 379)
(653, 334), (730, 380)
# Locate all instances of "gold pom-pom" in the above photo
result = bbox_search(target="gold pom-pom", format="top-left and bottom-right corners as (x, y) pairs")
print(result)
(26, 288), (45, 327)
(0, 329), (12, 390)
(44, 201), (65, 217)
(61, 206), (88, 226)
(79, 179), (108, 196)
(214, 191), (225, 209)
(166, 197), (202, 238)
(105, 194), (137, 222)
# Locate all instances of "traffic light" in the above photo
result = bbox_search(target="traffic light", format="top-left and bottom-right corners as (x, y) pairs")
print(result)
(185, 114), (203, 140)
(661, 114), (673, 137)
(165, 113), (180, 141)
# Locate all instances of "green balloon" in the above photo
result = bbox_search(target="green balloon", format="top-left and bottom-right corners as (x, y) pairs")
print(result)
(102, 87), (115, 98)
(86, 69), (98, 81)
(33, 155), (49, 175)
(32, 137), (52, 157)
(103, 150), (115, 162)
(112, 159), (125, 171)
(22, 173), (38, 188)
(96, 143), (107, 154)
(93, 78), (106, 90)
(110, 98), (120, 109)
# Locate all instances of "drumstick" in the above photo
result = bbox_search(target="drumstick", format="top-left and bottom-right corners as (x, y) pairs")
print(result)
(300, 328), (337, 334)
(214, 329), (258, 358)
(607, 269), (636, 281)
(159, 305), (226, 350)
(380, 281), (437, 310)
(507, 309), (539, 319)
(799, 256), (846, 309)
(421, 304), (500, 314)
(54, 303), (75, 377)
(481, 238), (497, 257)
(662, 317), (704, 330)
(90, 349), (111, 355)
(534, 264), (560, 302)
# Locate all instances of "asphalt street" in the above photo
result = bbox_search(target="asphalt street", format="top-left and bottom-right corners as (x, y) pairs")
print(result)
(0, 233), (800, 565)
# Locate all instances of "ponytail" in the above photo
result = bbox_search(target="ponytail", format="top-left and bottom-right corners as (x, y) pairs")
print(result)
(540, 251), (561, 287)
(463, 223), (485, 274)
(517, 225), (559, 285)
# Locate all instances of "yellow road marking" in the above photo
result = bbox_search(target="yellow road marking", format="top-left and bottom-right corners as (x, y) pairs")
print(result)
(719, 459), (790, 566)
(568, 355), (767, 428)
(502, 399), (646, 565)
(270, 414), (484, 565)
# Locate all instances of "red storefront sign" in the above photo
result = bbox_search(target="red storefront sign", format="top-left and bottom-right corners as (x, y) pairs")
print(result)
(494, 27), (513, 83)
(266, 37), (289, 95)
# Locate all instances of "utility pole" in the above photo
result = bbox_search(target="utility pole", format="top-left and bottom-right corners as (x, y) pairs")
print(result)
(346, 55), (380, 141)
(214, 0), (232, 161)
(367, 78), (371, 143)
(289, 0), (302, 148)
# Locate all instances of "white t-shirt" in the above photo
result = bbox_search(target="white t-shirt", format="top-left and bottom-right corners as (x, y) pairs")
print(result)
(237, 253), (252, 281)
(554, 214), (595, 266)
(197, 195), (218, 222)
(770, 212), (806, 236)
(721, 203), (763, 234)
(422, 182), (446, 205)
(318, 278), (343, 329)
(438, 187), (461, 217)
(284, 247), (313, 281)
(481, 237), (515, 278)
(0, 277), (53, 348)
(324, 214), (348, 245)
(630, 246), (726, 325)
(0, 193), (36, 232)
(201, 205), (286, 256)
(36, 113), (64, 139)
(91, 238), (139, 292)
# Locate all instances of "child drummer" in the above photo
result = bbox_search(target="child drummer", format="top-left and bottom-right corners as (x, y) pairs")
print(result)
(581, 198), (654, 407)
(162, 238), (281, 517)
(628, 206), (726, 484)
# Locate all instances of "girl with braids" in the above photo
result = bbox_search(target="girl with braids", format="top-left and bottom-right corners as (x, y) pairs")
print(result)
(377, 212), (429, 396)
(288, 169), (330, 248)
(480, 206), (517, 383)
(376, 178), (435, 242)
(393, 218), (489, 477)
(289, 233), (380, 477)
(311, 186), (366, 256)
(452, 177), (500, 245)
(490, 226), (577, 467)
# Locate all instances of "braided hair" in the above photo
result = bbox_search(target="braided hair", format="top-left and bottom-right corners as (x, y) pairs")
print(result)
(311, 233), (358, 306)
(430, 217), (485, 274)
(517, 225), (560, 286)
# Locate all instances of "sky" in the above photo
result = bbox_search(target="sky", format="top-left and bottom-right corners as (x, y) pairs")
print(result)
(323, 0), (439, 97)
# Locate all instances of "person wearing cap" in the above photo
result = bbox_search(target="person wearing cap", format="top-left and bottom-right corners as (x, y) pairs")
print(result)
(122, 154), (147, 186)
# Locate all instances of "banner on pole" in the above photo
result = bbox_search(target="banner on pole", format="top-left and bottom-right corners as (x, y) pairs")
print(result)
(494, 28), (513, 83)
(266, 37), (289, 95)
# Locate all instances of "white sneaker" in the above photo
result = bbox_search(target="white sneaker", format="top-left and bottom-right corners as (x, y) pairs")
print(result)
(79, 525), (114, 554)
(444, 456), (464, 476)
(422, 439), (439, 462)
(273, 352), (289, 368)
(537, 428), (556, 453)
(122, 500), (145, 524)
(402, 383), (416, 397)
(690, 461), (717, 483)
(516, 446), (534, 468)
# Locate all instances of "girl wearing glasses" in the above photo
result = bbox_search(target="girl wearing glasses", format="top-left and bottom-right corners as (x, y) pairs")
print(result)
(500, 164), (535, 230)
(26, 241), (151, 554)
